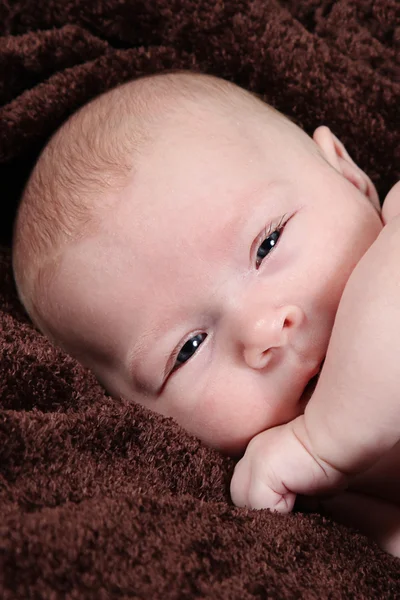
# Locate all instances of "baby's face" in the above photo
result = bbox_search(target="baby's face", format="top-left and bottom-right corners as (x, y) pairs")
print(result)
(52, 108), (382, 454)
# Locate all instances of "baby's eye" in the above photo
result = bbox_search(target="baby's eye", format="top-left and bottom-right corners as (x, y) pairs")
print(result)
(255, 228), (282, 268)
(173, 333), (207, 371)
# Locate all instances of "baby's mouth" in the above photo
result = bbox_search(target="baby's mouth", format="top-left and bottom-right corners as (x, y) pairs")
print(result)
(299, 361), (324, 409)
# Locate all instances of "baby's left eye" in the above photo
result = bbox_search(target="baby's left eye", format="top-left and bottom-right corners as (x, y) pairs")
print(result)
(173, 333), (207, 372)
(255, 229), (281, 268)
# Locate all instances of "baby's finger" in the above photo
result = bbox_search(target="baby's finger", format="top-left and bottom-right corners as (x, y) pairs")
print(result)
(230, 457), (295, 513)
(248, 475), (296, 513)
(230, 456), (252, 507)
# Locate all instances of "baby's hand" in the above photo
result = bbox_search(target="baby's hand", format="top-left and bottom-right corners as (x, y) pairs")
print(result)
(230, 416), (349, 513)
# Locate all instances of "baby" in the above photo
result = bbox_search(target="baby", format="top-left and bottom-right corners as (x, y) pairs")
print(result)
(12, 71), (400, 556)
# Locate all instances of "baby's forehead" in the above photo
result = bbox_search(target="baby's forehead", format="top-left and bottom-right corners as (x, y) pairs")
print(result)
(64, 83), (315, 274)
(92, 107), (313, 261)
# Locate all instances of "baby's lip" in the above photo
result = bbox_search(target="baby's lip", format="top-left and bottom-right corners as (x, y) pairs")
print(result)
(298, 359), (324, 408)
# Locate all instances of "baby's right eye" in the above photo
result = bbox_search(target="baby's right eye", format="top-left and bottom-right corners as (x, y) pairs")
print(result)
(173, 333), (207, 371)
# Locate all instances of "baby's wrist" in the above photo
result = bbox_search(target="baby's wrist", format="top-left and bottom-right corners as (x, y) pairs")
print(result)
(290, 415), (350, 490)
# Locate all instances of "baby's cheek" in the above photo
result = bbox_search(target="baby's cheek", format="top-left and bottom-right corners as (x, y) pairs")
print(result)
(194, 379), (275, 454)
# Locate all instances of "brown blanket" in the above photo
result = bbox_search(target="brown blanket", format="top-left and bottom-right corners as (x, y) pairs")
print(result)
(1, 1), (399, 597)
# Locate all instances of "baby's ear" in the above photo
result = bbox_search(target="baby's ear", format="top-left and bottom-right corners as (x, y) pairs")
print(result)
(312, 125), (380, 211)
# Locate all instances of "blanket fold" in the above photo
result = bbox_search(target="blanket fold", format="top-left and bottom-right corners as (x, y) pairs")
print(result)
(1, 0), (399, 596)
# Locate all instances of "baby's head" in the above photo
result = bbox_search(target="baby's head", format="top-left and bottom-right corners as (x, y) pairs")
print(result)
(13, 71), (382, 455)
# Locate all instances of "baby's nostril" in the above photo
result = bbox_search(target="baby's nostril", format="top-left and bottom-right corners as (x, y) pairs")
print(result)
(283, 317), (292, 328)
(282, 306), (304, 330)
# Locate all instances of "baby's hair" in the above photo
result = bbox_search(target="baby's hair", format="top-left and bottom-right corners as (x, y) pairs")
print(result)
(12, 70), (293, 341)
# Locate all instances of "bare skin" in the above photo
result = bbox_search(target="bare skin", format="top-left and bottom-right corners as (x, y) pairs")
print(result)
(323, 184), (400, 557)
(231, 180), (400, 557)
(18, 74), (399, 558)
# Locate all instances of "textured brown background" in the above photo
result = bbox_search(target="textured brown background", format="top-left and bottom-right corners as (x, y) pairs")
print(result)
(1, 1), (400, 597)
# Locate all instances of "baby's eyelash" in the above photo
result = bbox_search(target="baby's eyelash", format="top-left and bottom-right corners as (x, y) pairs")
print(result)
(164, 330), (204, 379)
(254, 213), (289, 268)
(259, 214), (288, 244)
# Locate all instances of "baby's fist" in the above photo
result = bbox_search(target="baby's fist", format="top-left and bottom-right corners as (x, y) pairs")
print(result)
(230, 417), (347, 513)
(230, 424), (299, 513)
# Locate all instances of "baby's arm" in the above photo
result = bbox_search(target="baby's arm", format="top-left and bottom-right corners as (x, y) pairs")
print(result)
(382, 181), (400, 223)
(232, 183), (400, 511)
(299, 216), (400, 475)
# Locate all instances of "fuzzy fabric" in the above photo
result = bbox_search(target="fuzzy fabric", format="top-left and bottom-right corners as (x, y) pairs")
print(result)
(1, 1), (400, 597)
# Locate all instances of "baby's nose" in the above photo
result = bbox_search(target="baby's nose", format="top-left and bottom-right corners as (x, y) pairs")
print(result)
(239, 304), (304, 370)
